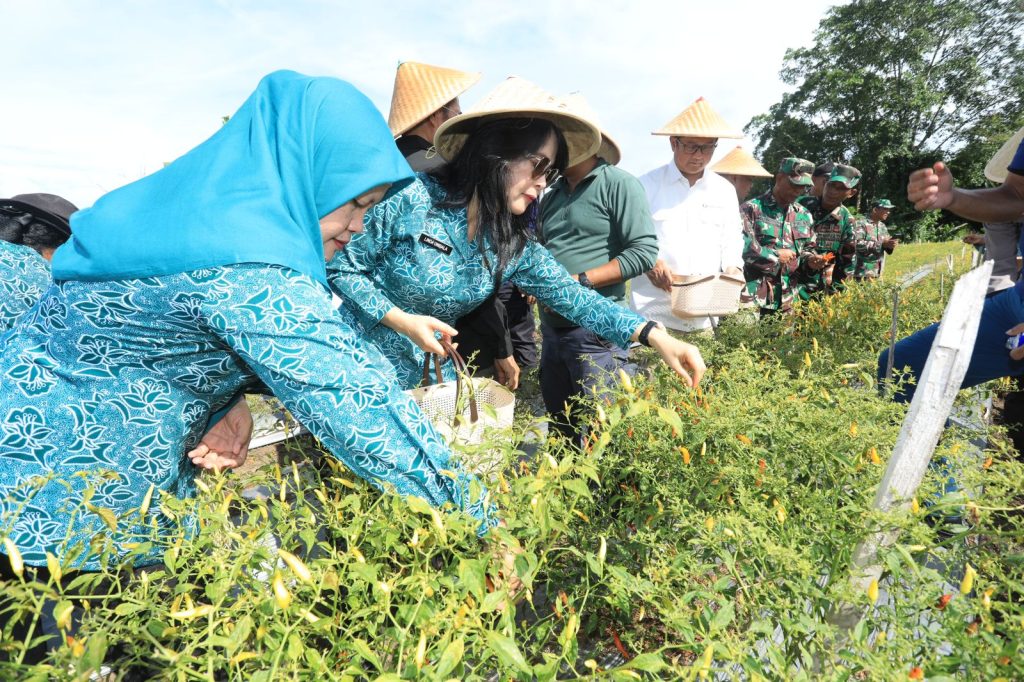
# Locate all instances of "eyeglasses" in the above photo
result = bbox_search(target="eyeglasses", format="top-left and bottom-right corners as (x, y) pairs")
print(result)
(441, 104), (462, 119)
(525, 154), (561, 184)
(674, 139), (718, 155)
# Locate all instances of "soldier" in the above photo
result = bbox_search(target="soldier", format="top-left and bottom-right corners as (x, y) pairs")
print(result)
(796, 163), (861, 297)
(854, 199), (899, 280)
(811, 162), (834, 198)
(711, 145), (772, 201)
(741, 157), (825, 316)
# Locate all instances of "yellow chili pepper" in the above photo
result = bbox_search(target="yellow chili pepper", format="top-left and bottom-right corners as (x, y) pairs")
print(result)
(272, 572), (292, 609)
(277, 548), (313, 584)
(2, 538), (23, 578)
(960, 564), (976, 595)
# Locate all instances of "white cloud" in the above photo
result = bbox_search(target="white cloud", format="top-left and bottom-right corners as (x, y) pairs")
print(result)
(0, 0), (839, 207)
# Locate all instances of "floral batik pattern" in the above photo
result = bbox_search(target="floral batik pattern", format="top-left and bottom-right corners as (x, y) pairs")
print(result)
(0, 240), (51, 332)
(328, 174), (646, 388)
(0, 264), (494, 570)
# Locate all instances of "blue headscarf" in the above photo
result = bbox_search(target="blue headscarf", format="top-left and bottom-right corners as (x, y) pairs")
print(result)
(53, 70), (413, 285)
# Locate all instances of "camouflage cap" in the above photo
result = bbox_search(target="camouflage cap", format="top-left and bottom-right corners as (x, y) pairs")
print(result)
(828, 163), (862, 188)
(812, 161), (835, 179)
(778, 157), (814, 186)
(873, 199), (894, 209)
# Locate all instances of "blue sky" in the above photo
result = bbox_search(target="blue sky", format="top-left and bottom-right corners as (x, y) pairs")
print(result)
(1, 0), (840, 207)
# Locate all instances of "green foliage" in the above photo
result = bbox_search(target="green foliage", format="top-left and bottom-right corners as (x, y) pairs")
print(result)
(747, 0), (1024, 236)
(2, 254), (1023, 679)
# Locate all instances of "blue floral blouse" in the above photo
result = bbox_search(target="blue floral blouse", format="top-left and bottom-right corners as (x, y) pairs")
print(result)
(0, 264), (494, 570)
(328, 174), (647, 388)
(0, 240), (51, 332)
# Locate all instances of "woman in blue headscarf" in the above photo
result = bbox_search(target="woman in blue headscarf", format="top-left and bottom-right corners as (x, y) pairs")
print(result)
(0, 72), (495, 584)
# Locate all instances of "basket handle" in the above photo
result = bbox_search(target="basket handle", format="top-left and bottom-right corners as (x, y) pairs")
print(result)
(718, 272), (746, 285)
(420, 339), (480, 425)
(671, 274), (716, 288)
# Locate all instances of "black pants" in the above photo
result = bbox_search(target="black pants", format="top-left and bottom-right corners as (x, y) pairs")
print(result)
(500, 283), (538, 370)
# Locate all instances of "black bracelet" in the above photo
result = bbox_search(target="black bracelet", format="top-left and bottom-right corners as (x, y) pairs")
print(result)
(577, 272), (595, 289)
(638, 320), (658, 347)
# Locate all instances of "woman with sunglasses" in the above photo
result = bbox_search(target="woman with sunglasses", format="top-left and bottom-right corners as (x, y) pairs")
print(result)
(329, 77), (707, 390)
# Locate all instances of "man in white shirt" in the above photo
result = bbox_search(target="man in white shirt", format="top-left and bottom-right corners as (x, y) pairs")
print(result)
(630, 97), (745, 332)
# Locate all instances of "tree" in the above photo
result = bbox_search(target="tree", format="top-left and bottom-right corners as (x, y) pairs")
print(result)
(747, 0), (1024, 238)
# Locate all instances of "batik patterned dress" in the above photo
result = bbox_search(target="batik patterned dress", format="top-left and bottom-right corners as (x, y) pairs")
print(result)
(0, 240), (50, 332)
(328, 175), (647, 388)
(0, 264), (493, 570)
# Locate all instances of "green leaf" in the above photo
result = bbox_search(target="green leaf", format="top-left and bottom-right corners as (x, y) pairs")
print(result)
(623, 652), (666, 672)
(405, 495), (433, 516)
(82, 633), (108, 674)
(481, 589), (506, 612)
(351, 638), (382, 671)
(457, 558), (486, 599)
(656, 406), (684, 435)
(485, 630), (530, 673)
(711, 602), (735, 631)
(434, 637), (464, 677)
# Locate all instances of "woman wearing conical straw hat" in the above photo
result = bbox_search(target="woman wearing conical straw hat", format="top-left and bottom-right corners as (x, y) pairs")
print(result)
(630, 97), (745, 334)
(710, 146), (772, 201)
(328, 76), (706, 392)
(387, 61), (522, 390)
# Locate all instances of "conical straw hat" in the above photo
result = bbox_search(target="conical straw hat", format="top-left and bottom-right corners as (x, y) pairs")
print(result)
(711, 146), (772, 177)
(387, 61), (482, 137)
(652, 97), (742, 139)
(434, 76), (601, 167)
(561, 93), (621, 166)
(984, 125), (1024, 184)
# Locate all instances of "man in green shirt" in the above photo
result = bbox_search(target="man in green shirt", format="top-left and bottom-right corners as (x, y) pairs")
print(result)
(741, 157), (824, 315)
(796, 163), (861, 297)
(538, 100), (658, 442)
(854, 199), (899, 279)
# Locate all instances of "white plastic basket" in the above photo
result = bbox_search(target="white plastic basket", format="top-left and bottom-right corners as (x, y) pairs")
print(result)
(405, 341), (515, 472)
(670, 273), (746, 319)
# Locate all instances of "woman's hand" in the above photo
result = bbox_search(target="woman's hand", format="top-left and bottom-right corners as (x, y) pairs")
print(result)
(383, 308), (457, 356)
(188, 399), (253, 471)
(640, 326), (706, 388)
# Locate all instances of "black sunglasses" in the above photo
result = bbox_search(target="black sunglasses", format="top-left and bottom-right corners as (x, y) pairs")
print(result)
(525, 154), (561, 184)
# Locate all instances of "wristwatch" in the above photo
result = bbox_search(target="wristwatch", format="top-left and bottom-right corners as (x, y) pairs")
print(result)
(638, 320), (659, 347)
(577, 272), (595, 289)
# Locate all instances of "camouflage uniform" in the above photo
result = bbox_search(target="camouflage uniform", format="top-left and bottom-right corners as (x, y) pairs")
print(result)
(741, 190), (816, 313)
(796, 196), (858, 296)
(854, 217), (891, 279)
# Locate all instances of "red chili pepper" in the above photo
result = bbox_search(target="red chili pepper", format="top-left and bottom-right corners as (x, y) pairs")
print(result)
(608, 627), (631, 661)
(936, 593), (952, 610)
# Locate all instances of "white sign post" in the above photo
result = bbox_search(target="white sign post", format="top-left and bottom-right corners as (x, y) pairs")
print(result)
(826, 261), (993, 638)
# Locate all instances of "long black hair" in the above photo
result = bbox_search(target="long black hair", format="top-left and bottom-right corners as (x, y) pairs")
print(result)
(431, 117), (568, 282)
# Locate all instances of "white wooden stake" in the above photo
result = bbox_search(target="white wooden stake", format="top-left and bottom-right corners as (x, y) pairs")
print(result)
(826, 261), (993, 638)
